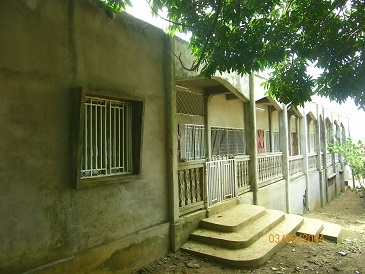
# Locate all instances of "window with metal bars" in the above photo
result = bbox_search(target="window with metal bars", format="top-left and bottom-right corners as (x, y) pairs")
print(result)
(273, 131), (280, 152)
(81, 96), (133, 178)
(211, 127), (245, 157)
(265, 130), (271, 152)
(72, 88), (143, 188)
(185, 124), (206, 161)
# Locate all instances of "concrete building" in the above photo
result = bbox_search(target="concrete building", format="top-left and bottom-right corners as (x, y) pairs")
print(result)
(0, 0), (349, 273)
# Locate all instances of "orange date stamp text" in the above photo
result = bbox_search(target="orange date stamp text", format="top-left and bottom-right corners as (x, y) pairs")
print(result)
(268, 233), (325, 244)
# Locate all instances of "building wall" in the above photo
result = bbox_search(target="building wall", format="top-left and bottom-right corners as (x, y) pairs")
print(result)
(328, 183), (336, 202)
(208, 94), (245, 128)
(307, 171), (322, 211)
(0, 0), (170, 273)
(288, 176), (306, 214)
(257, 180), (287, 212)
(256, 104), (269, 130)
(272, 111), (280, 132)
(174, 38), (251, 100)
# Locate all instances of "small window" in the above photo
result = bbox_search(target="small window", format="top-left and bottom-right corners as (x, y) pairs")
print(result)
(185, 124), (206, 161)
(81, 96), (132, 178)
(72, 88), (143, 188)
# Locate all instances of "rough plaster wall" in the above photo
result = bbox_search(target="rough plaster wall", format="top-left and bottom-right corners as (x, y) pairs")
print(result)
(257, 180), (287, 212)
(272, 111), (279, 132)
(307, 172), (322, 211)
(0, 0), (169, 272)
(328, 184), (336, 202)
(288, 177), (306, 214)
(209, 94), (245, 128)
(237, 192), (254, 205)
(174, 39), (250, 100)
(256, 105), (269, 130)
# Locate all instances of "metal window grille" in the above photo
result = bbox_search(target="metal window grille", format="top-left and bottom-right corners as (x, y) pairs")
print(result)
(185, 124), (206, 161)
(81, 96), (133, 178)
(265, 130), (271, 152)
(273, 131), (280, 152)
(176, 87), (204, 116)
(211, 127), (245, 157)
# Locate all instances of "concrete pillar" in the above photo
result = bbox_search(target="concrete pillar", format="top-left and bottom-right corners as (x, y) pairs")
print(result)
(322, 106), (329, 204)
(279, 105), (290, 213)
(300, 107), (309, 211)
(205, 95), (212, 160)
(315, 104), (324, 207)
(245, 74), (258, 205)
(164, 37), (180, 251)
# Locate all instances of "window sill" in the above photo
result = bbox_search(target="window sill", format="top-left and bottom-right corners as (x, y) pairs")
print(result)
(76, 174), (140, 189)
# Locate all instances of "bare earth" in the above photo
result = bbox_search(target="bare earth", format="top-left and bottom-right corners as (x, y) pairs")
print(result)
(135, 189), (365, 274)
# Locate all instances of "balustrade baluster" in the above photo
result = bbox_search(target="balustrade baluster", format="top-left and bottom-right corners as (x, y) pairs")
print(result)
(184, 169), (191, 205)
(178, 170), (186, 206)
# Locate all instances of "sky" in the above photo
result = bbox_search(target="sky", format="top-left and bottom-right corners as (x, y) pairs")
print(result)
(126, 0), (365, 141)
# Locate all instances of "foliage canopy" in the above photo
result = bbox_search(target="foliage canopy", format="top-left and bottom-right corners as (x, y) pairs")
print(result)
(329, 138), (365, 181)
(95, 0), (365, 108)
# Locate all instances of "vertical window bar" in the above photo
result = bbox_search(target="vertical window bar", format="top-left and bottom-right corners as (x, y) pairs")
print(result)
(121, 104), (125, 172)
(104, 101), (107, 173)
(117, 106), (120, 171)
(89, 99), (93, 175)
(84, 101), (88, 173)
(94, 101), (99, 171)
(127, 103), (132, 172)
(109, 101), (112, 175)
(99, 102), (104, 174)
(113, 105), (116, 173)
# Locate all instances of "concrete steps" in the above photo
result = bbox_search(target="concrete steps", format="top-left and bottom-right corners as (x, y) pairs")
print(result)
(181, 204), (342, 268)
(190, 209), (285, 249)
(297, 217), (343, 243)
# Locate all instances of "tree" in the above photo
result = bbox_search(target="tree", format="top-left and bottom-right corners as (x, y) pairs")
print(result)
(94, 0), (365, 108)
(329, 138), (365, 187)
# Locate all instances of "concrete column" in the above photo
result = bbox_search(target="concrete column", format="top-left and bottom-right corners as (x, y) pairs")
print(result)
(164, 37), (180, 251)
(315, 104), (324, 207)
(245, 74), (258, 205)
(205, 95), (212, 160)
(322, 106), (329, 204)
(315, 104), (322, 171)
(300, 108), (309, 210)
(279, 105), (290, 213)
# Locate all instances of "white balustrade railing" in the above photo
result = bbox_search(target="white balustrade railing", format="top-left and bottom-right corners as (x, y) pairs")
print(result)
(236, 156), (250, 194)
(308, 153), (317, 171)
(258, 153), (283, 186)
(289, 155), (304, 178)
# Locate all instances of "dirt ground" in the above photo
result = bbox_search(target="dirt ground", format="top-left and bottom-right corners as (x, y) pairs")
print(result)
(134, 188), (365, 274)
